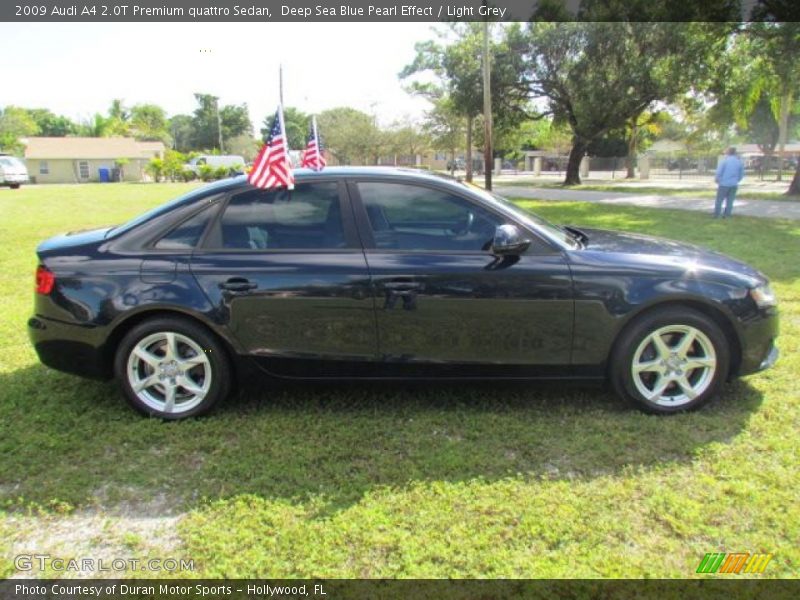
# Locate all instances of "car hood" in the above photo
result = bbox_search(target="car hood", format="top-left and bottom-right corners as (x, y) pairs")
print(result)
(37, 226), (113, 257)
(574, 226), (765, 284)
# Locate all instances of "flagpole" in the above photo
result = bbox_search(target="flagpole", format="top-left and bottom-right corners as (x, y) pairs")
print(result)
(312, 115), (320, 164)
(277, 104), (293, 189)
(276, 64), (293, 189)
(279, 63), (284, 107)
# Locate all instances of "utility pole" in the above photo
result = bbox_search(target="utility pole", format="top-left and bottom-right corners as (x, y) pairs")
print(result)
(482, 15), (493, 191)
(215, 96), (223, 152)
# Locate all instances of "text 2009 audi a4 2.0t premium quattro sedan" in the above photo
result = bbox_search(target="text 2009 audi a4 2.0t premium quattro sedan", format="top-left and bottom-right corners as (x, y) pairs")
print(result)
(29, 168), (779, 419)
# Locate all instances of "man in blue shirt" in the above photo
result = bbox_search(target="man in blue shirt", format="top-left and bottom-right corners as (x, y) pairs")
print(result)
(714, 147), (745, 218)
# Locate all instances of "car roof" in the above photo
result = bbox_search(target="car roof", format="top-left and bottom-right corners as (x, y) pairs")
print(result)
(206, 167), (466, 198)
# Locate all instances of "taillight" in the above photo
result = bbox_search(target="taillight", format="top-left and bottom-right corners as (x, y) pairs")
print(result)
(35, 265), (55, 294)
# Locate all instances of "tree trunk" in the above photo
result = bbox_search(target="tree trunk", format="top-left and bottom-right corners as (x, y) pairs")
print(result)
(564, 139), (585, 185)
(788, 160), (800, 196)
(465, 115), (473, 183)
(776, 91), (791, 182)
(626, 116), (637, 179)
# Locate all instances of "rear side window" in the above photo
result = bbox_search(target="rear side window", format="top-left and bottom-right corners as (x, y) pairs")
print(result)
(208, 182), (345, 250)
(154, 203), (218, 250)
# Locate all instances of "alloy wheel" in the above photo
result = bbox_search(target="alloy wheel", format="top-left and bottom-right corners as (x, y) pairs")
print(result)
(630, 324), (717, 407)
(126, 331), (212, 415)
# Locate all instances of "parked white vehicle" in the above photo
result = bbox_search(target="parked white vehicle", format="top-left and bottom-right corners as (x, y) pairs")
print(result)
(185, 155), (245, 174)
(0, 155), (30, 189)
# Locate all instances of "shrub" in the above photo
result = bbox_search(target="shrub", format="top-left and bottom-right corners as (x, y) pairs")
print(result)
(145, 158), (164, 182)
(163, 150), (187, 181)
(214, 166), (230, 180)
(198, 164), (215, 182)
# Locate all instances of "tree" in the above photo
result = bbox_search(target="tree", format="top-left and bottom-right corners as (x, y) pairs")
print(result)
(26, 109), (77, 137)
(622, 111), (667, 178)
(699, 16), (799, 192)
(421, 96), (465, 166)
(191, 94), (224, 151)
(105, 98), (131, 136)
(317, 107), (382, 165)
(745, 20), (800, 191)
(521, 21), (733, 184)
(384, 120), (430, 165)
(0, 106), (39, 153)
(78, 113), (112, 137)
(191, 94), (252, 151)
(169, 114), (194, 152)
(226, 134), (259, 161)
(130, 104), (170, 142)
(263, 106), (308, 150)
(400, 23), (531, 182)
(219, 103), (252, 148)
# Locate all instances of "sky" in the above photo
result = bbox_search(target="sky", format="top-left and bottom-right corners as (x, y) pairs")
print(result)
(0, 22), (438, 131)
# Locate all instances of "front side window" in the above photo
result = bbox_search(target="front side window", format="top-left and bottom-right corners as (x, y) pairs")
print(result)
(357, 182), (502, 252)
(210, 182), (345, 250)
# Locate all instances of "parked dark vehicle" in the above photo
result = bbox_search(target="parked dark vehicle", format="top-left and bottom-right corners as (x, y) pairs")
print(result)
(29, 168), (779, 419)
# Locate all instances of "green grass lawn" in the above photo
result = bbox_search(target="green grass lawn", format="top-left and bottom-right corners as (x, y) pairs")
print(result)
(0, 184), (798, 578)
(497, 180), (800, 202)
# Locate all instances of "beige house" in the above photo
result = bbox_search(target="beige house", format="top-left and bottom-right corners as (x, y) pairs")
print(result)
(23, 137), (165, 184)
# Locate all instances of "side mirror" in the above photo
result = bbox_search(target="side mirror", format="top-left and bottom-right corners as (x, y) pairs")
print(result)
(491, 224), (531, 256)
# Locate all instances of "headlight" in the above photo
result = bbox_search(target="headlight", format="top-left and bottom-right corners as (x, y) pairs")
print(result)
(750, 284), (777, 308)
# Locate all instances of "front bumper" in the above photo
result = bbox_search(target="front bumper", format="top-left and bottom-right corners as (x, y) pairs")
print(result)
(736, 308), (779, 376)
(2, 175), (29, 184)
(758, 342), (779, 372)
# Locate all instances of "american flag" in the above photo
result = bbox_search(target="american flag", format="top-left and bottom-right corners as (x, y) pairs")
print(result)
(300, 116), (326, 171)
(248, 106), (294, 190)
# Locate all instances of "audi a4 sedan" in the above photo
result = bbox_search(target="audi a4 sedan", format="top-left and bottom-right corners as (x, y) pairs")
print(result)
(29, 168), (779, 419)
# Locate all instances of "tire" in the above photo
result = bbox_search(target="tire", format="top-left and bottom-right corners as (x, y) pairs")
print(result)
(114, 317), (232, 419)
(610, 307), (730, 414)
(9, 184), (20, 189)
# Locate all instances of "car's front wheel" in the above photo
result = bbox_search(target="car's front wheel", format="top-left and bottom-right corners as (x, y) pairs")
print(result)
(611, 307), (730, 414)
(114, 317), (231, 419)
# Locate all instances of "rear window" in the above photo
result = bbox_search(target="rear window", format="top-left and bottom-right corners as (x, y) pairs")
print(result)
(153, 202), (218, 250)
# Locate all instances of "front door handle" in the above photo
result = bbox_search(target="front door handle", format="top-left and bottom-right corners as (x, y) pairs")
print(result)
(219, 278), (258, 292)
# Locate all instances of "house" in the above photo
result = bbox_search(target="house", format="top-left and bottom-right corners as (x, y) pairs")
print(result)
(23, 137), (165, 183)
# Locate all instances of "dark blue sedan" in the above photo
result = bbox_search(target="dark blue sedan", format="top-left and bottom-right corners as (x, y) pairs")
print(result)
(29, 168), (779, 418)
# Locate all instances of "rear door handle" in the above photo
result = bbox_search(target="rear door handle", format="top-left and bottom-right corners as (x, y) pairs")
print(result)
(384, 281), (423, 293)
(219, 278), (257, 292)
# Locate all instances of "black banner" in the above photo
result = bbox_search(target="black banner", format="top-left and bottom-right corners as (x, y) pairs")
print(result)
(0, 0), (775, 23)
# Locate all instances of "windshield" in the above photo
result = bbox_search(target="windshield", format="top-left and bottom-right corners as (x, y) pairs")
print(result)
(0, 157), (25, 169)
(460, 182), (580, 249)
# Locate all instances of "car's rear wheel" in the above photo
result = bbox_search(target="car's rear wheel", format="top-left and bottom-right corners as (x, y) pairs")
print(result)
(611, 307), (730, 414)
(114, 317), (231, 419)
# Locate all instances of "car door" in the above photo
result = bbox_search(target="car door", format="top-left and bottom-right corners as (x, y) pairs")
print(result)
(350, 179), (574, 376)
(189, 180), (377, 376)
